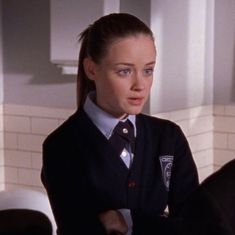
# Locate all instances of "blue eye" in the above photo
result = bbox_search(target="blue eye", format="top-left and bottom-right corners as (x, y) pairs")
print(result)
(117, 69), (131, 77)
(143, 68), (154, 76)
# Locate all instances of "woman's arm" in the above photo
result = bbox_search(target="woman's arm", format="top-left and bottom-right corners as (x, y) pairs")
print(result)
(41, 136), (107, 235)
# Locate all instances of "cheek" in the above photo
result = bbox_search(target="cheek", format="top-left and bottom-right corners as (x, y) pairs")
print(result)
(149, 77), (154, 87)
(97, 79), (120, 100)
(145, 78), (153, 91)
(107, 79), (126, 94)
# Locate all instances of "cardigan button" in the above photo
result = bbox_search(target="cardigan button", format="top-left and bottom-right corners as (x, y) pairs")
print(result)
(128, 180), (136, 188)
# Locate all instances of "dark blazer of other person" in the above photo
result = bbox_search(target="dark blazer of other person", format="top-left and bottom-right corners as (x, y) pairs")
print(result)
(177, 159), (235, 235)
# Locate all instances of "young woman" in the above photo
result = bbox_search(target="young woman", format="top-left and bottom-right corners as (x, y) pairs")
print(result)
(41, 13), (199, 235)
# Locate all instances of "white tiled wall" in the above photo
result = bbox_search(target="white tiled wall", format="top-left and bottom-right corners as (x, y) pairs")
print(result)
(2, 104), (74, 192)
(0, 104), (234, 190)
(213, 105), (235, 170)
(0, 104), (4, 190)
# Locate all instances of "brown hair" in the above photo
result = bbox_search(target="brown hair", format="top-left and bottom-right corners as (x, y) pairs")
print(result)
(77, 13), (154, 107)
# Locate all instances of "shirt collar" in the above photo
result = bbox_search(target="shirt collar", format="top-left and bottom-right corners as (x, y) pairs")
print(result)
(83, 92), (136, 139)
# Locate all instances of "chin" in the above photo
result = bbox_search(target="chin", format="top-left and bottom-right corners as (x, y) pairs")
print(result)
(126, 108), (143, 115)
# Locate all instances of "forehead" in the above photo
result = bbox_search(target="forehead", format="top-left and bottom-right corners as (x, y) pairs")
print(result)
(103, 35), (156, 63)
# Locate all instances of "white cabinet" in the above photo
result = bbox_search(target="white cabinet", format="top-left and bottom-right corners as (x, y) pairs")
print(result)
(50, 0), (120, 74)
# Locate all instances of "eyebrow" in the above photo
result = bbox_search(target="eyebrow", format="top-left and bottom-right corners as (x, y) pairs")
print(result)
(114, 61), (156, 66)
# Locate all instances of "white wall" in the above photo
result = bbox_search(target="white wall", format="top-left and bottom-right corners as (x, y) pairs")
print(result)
(2, 1), (76, 109)
(214, 0), (235, 105)
(50, 0), (104, 64)
(0, 0), (3, 104)
(0, 0), (4, 190)
(2, 0), (235, 113)
(150, 0), (213, 114)
(120, 0), (150, 26)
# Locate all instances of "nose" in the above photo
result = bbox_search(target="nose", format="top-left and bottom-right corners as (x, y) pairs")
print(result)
(132, 72), (145, 91)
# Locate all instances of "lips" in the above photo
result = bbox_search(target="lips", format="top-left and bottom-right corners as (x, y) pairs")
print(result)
(128, 97), (144, 105)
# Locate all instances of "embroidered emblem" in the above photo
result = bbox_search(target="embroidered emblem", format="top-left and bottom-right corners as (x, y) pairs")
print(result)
(159, 155), (174, 191)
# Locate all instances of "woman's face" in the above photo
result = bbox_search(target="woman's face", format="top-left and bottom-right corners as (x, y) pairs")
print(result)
(85, 34), (156, 119)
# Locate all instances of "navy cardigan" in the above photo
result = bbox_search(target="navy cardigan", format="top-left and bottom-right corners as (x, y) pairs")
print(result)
(41, 108), (199, 235)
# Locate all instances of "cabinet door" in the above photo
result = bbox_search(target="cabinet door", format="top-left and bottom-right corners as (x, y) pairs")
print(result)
(50, 0), (119, 74)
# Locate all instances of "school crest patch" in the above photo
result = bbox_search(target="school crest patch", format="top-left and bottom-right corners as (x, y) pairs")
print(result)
(159, 155), (174, 191)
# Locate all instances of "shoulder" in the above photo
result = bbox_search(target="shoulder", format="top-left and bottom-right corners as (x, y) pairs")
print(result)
(42, 109), (86, 149)
(136, 113), (187, 145)
(137, 113), (181, 133)
(202, 159), (235, 189)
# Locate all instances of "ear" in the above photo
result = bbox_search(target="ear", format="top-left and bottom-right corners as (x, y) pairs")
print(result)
(83, 57), (97, 80)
